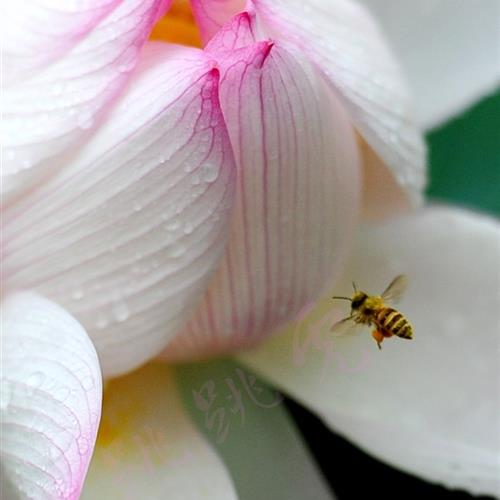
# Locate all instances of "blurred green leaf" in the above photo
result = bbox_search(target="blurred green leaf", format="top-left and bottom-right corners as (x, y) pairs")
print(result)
(426, 88), (500, 216)
(174, 359), (333, 500)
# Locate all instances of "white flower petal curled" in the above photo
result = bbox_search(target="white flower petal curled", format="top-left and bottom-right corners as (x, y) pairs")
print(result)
(1, 293), (102, 500)
(3, 43), (236, 378)
(240, 206), (500, 497)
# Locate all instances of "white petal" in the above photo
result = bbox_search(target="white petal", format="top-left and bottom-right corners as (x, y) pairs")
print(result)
(253, 0), (427, 207)
(359, 0), (500, 129)
(239, 206), (500, 496)
(162, 13), (360, 360)
(1, 293), (102, 499)
(81, 363), (237, 499)
(3, 43), (236, 378)
(1, 0), (170, 205)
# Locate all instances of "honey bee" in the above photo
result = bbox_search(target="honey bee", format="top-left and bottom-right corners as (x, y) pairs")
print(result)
(330, 275), (413, 349)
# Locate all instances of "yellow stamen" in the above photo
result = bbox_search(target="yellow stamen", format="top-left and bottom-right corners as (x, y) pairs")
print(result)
(95, 377), (138, 447)
(150, 0), (202, 48)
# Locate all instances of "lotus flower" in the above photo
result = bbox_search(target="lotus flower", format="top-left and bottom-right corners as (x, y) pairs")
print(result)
(1, 0), (499, 498)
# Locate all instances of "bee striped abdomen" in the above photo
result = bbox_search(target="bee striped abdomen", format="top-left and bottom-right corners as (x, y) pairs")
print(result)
(376, 307), (413, 339)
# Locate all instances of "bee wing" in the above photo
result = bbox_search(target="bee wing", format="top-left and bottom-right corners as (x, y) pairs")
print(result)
(329, 316), (363, 337)
(381, 274), (408, 303)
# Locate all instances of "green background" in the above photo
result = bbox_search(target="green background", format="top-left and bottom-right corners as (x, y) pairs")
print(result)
(426, 89), (500, 216)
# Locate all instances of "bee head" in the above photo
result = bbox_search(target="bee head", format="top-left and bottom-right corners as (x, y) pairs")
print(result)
(351, 292), (367, 310)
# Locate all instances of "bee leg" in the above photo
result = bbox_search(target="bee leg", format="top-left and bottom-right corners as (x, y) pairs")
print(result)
(371, 329), (384, 350)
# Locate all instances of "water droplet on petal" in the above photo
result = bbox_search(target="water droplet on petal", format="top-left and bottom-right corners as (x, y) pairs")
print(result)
(164, 219), (181, 231)
(52, 83), (64, 96)
(200, 162), (219, 182)
(112, 302), (130, 322)
(71, 289), (84, 300)
(26, 372), (45, 394)
(167, 243), (185, 258)
(81, 376), (94, 391)
(21, 157), (33, 170)
(183, 222), (194, 235)
(54, 386), (70, 402)
(184, 162), (195, 173)
(95, 314), (109, 329)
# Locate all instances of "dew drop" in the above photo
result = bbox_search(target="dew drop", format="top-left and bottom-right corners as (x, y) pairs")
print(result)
(200, 162), (219, 182)
(26, 372), (45, 394)
(183, 222), (194, 235)
(133, 202), (142, 212)
(71, 289), (84, 300)
(164, 219), (181, 231)
(167, 243), (185, 258)
(21, 158), (33, 170)
(95, 314), (109, 329)
(54, 386), (70, 402)
(184, 162), (195, 173)
(81, 376), (95, 391)
(112, 301), (130, 322)
(52, 83), (64, 96)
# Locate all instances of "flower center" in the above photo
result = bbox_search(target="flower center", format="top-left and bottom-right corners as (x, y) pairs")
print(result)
(150, 0), (202, 48)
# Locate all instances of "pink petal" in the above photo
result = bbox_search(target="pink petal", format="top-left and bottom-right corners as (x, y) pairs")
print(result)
(190, 0), (246, 44)
(252, 0), (427, 209)
(2, 0), (119, 83)
(2, 0), (171, 206)
(3, 43), (236, 378)
(1, 293), (102, 500)
(162, 13), (361, 360)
